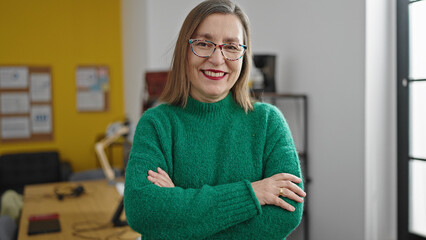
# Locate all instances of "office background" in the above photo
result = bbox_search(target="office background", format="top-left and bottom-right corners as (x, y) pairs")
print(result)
(1, 0), (397, 239)
(0, 0), (125, 171)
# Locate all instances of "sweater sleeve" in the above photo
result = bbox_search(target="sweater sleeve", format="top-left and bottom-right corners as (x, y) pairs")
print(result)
(124, 113), (262, 240)
(212, 106), (304, 240)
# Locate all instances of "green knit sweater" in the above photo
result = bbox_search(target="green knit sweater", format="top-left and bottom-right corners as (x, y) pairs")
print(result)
(124, 94), (303, 240)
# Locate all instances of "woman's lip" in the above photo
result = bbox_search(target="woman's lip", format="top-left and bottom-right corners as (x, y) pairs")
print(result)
(203, 69), (225, 73)
(201, 70), (227, 80)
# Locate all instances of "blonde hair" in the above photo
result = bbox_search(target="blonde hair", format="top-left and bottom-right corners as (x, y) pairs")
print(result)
(159, 0), (253, 112)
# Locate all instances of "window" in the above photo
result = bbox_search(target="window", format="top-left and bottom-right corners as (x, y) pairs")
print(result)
(398, 0), (426, 239)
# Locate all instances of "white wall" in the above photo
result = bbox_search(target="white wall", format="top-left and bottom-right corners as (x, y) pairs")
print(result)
(276, 1), (366, 239)
(121, 0), (147, 131)
(121, 0), (397, 239)
(145, 0), (200, 70)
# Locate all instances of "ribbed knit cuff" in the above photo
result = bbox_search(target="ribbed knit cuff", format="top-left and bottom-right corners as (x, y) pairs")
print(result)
(243, 179), (263, 213)
(212, 180), (262, 229)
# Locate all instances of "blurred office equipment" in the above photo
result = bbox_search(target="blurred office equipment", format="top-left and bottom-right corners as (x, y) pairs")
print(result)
(252, 54), (276, 93)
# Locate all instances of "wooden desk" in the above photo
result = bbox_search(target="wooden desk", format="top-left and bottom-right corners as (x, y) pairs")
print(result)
(18, 179), (140, 240)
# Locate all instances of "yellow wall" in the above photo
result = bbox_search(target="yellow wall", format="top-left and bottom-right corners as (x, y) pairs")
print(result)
(0, 0), (125, 171)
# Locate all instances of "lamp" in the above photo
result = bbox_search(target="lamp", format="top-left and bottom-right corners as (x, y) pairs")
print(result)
(94, 123), (129, 183)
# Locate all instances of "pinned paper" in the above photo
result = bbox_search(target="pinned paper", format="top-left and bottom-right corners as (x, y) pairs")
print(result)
(31, 105), (52, 133)
(1, 117), (30, 139)
(0, 92), (30, 114)
(30, 73), (51, 102)
(0, 67), (28, 89)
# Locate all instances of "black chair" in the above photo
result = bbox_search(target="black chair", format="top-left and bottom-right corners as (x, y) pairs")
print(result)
(0, 151), (72, 195)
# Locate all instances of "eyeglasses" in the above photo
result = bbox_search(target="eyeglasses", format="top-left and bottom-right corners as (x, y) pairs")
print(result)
(188, 39), (247, 61)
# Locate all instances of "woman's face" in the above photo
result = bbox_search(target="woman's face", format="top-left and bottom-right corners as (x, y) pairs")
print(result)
(187, 13), (244, 103)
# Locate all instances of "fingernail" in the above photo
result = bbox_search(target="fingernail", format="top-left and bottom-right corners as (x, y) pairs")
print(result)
(290, 206), (295, 211)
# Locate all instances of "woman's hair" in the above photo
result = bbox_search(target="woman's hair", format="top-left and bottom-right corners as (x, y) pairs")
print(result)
(159, 0), (253, 112)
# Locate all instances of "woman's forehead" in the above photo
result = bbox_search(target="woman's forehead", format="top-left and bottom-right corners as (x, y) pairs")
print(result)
(193, 13), (243, 42)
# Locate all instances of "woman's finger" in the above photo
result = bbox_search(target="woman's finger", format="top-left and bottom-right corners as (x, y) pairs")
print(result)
(271, 173), (302, 183)
(275, 197), (296, 212)
(278, 187), (304, 203)
(148, 169), (175, 187)
(148, 170), (171, 183)
(147, 171), (167, 184)
(156, 178), (172, 187)
(278, 181), (306, 197)
(148, 175), (172, 187)
(157, 167), (172, 181)
(147, 175), (154, 183)
(147, 175), (160, 185)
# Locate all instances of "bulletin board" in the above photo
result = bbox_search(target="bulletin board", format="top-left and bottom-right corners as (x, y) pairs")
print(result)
(0, 66), (53, 143)
(76, 65), (109, 112)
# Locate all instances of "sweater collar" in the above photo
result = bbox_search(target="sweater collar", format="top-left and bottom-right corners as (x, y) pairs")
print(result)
(185, 93), (238, 115)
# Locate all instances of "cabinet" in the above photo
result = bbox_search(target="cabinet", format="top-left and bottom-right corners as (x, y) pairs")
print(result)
(143, 71), (168, 113)
(256, 93), (310, 240)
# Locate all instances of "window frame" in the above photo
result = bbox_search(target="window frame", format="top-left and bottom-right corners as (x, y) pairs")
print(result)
(397, 0), (426, 239)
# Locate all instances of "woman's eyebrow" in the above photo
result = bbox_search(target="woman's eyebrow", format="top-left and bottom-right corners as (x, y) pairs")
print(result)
(194, 33), (213, 40)
(223, 37), (241, 43)
(193, 33), (241, 43)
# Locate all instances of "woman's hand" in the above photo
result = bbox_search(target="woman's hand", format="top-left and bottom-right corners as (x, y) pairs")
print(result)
(147, 167), (175, 188)
(251, 173), (306, 212)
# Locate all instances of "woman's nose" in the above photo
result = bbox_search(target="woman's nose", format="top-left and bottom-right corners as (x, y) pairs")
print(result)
(208, 47), (226, 65)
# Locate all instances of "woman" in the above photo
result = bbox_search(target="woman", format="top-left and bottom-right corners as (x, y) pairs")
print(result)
(124, 0), (306, 239)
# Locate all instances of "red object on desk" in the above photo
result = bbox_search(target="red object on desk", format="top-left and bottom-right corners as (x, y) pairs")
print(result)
(28, 213), (61, 235)
(28, 213), (59, 222)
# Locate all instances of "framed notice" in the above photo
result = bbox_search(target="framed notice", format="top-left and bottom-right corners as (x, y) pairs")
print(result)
(0, 66), (53, 143)
(76, 66), (109, 112)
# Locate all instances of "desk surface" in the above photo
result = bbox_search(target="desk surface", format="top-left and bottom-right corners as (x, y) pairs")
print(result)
(18, 179), (140, 240)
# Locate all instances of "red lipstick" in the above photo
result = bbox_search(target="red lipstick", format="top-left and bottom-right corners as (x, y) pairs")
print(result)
(202, 69), (227, 80)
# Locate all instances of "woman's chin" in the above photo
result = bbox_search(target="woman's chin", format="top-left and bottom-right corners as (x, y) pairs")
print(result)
(192, 90), (229, 102)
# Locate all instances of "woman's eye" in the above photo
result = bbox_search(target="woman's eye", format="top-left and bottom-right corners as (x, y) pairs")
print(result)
(196, 42), (211, 48)
(224, 45), (240, 51)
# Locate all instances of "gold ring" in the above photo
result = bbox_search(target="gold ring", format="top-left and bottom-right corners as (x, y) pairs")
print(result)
(280, 188), (284, 196)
